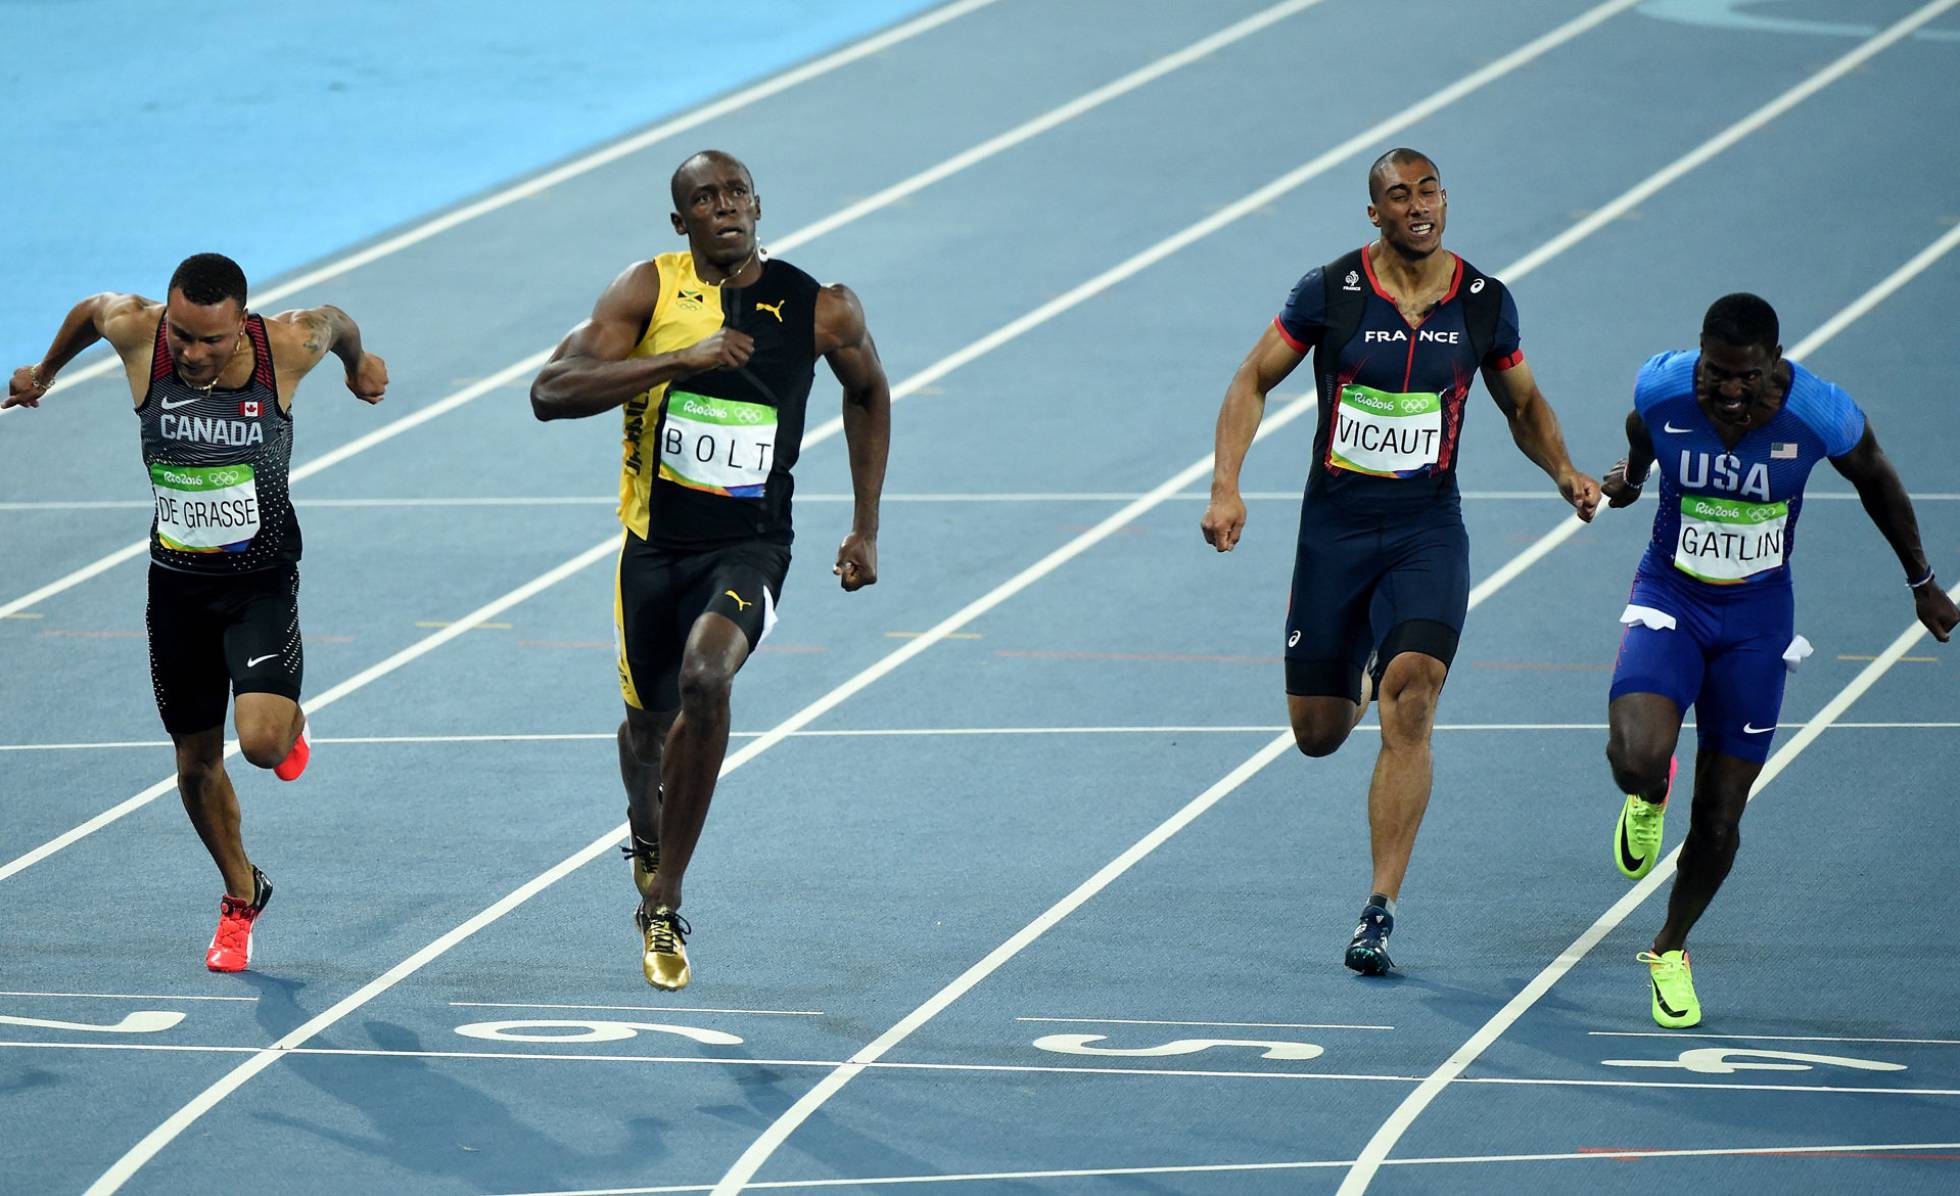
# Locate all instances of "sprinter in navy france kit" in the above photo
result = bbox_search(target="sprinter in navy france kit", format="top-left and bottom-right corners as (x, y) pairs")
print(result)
(1202, 148), (1599, 975)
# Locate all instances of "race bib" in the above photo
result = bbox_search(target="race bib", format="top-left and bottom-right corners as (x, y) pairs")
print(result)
(150, 462), (261, 553)
(657, 390), (776, 498)
(1328, 384), (1442, 477)
(1674, 495), (1787, 583)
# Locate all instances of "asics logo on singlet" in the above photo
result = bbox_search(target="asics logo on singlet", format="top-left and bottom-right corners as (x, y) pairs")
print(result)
(160, 413), (265, 447)
(754, 300), (785, 322)
(1469, 278), (1486, 294)
(1287, 630), (1301, 648)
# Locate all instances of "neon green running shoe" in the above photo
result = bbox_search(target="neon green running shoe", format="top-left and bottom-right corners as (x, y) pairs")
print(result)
(1613, 757), (1675, 879)
(1638, 949), (1701, 1028)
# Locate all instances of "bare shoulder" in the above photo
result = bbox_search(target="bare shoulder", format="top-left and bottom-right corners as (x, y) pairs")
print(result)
(817, 282), (864, 319)
(262, 306), (339, 356)
(94, 293), (162, 350)
(597, 259), (661, 317)
(814, 282), (867, 342)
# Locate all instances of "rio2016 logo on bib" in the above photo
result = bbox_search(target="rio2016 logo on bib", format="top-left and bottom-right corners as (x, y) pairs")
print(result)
(1329, 384), (1443, 478)
(149, 462), (261, 553)
(1674, 495), (1788, 583)
(658, 390), (777, 498)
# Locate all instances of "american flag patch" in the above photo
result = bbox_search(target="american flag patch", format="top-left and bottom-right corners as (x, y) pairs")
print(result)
(240, 400), (261, 417)
(1770, 442), (1797, 459)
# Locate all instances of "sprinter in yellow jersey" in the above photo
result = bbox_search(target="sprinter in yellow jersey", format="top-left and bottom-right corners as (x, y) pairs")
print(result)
(531, 151), (890, 990)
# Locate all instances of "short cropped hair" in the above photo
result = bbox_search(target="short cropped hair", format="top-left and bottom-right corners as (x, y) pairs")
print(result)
(1702, 292), (1779, 350)
(168, 253), (248, 309)
(1368, 148), (1438, 202)
(670, 150), (751, 209)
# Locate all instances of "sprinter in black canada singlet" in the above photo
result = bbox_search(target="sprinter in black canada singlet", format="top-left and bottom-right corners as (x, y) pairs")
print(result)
(8, 252), (389, 972)
(531, 150), (892, 990)
(1200, 150), (1600, 975)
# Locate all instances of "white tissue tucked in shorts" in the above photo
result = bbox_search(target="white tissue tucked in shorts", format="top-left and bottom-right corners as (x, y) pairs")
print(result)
(1619, 604), (1678, 631)
(1783, 634), (1814, 673)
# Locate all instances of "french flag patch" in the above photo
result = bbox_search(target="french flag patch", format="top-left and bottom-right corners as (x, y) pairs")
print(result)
(240, 400), (261, 418)
(1770, 442), (1797, 459)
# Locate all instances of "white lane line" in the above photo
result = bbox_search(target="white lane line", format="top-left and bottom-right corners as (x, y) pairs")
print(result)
(0, 539), (619, 886)
(73, 376), (1314, 1193)
(1335, 589), (1960, 1193)
(11, 487), (1960, 513)
(479, 1140), (1960, 1196)
(9, 0), (1004, 405)
(10, 720), (1955, 754)
(1336, 99), (1960, 1184)
(449, 1002), (823, 1017)
(0, 991), (258, 1003)
(728, 0), (1906, 1175)
(4, 0), (1351, 885)
(12, 1034), (1960, 1100)
(1589, 1032), (1960, 1046)
(1016, 1016), (1392, 1031)
(0, 0), (1317, 623)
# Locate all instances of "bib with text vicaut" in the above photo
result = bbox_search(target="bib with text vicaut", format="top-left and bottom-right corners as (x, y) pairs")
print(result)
(150, 462), (261, 553)
(1673, 495), (1787, 583)
(1329, 384), (1442, 477)
(658, 390), (776, 498)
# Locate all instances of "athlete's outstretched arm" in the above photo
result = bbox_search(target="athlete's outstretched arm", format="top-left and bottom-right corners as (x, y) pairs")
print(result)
(1201, 324), (1303, 552)
(817, 283), (888, 592)
(1830, 422), (1958, 641)
(530, 261), (751, 421)
(272, 306), (388, 404)
(1482, 360), (1600, 521)
(1601, 408), (1655, 509)
(5, 293), (151, 409)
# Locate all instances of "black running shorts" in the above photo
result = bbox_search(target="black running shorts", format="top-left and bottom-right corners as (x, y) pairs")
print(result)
(146, 563), (303, 735)
(613, 530), (790, 712)
(1283, 501), (1468, 701)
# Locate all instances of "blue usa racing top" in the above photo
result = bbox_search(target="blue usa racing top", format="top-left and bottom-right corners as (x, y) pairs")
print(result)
(1632, 349), (1865, 588)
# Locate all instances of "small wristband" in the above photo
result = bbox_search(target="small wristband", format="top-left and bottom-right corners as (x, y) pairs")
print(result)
(1908, 568), (1936, 590)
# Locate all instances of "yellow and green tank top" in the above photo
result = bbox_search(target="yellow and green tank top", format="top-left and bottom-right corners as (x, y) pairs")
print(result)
(619, 250), (821, 548)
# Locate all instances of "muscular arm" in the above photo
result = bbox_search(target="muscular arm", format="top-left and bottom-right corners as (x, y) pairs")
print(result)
(1601, 408), (1655, 508)
(1830, 422), (1957, 640)
(6, 293), (153, 408)
(1483, 359), (1599, 521)
(1200, 323), (1304, 552)
(816, 283), (889, 591)
(273, 305), (388, 404)
(530, 261), (750, 421)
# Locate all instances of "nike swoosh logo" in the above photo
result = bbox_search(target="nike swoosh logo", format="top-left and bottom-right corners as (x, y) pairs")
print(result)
(1742, 722), (1774, 735)
(245, 653), (279, 668)
(160, 396), (202, 411)
(1617, 820), (1646, 875)
(1651, 978), (1690, 1020)
(1662, 421), (1690, 433)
